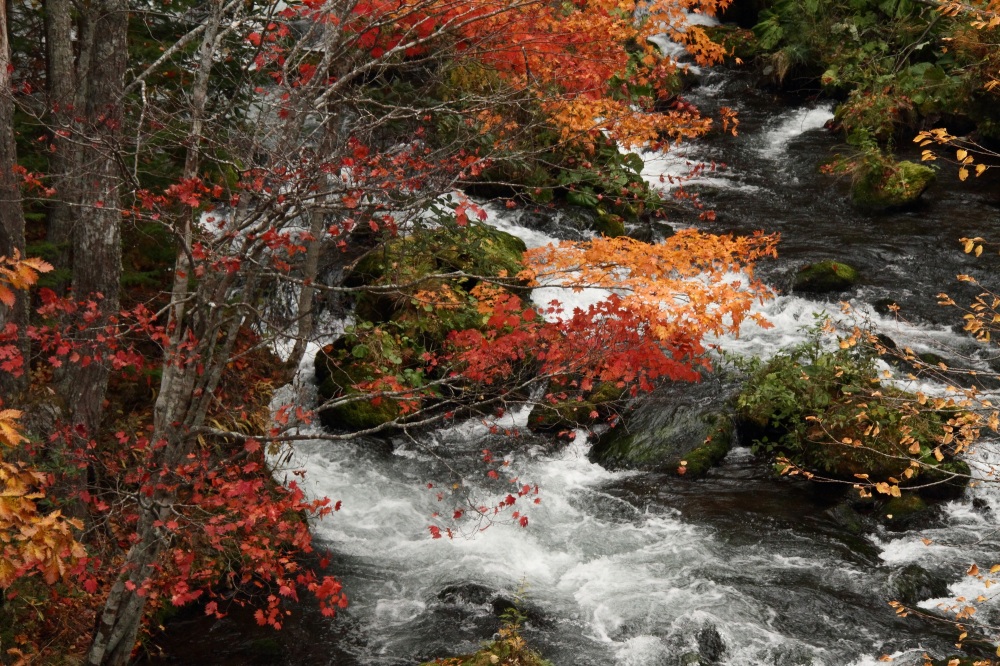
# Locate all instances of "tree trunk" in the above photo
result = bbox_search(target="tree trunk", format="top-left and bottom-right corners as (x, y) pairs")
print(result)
(87, 5), (230, 662)
(0, 0), (28, 399)
(43, 0), (79, 275)
(59, 0), (127, 439)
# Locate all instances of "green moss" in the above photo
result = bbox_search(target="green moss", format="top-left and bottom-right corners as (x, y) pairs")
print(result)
(883, 493), (928, 520)
(918, 458), (971, 500)
(852, 160), (936, 210)
(527, 399), (597, 433)
(314, 328), (414, 431)
(793, 260), (859, 294)
(734, 330), (969, 490)
(420, 607), (552, 666)
(324, 394), (402, 431)
(590, 403), (733, 476)
(527, 382), (623, 434)
(594, 210), (627, 237)
(318, 222), (532, 434)
(247, 637), (283, 664)
(679, 416), (733, 477)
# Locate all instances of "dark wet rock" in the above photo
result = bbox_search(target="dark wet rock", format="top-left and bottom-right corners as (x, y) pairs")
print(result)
(589, 378), (737, 477)
(696, 625), (725, 663)
(436, 583), (549, 628)
(872, 298), (901, 316)
(438, 582), (497, 607)
(887, 564), (950, 605)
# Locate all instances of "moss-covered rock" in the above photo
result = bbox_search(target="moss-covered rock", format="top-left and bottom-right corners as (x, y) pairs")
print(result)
(888, 563), (950, 605)
(347, 222), (528, 324)
(527, 382), (624, 434)
(314, 328), (412, 431)
(792, 260), (859, 294)
(589, 380), (736, 477)
(852, 160), (936, 210)
(734, 336), (970, 496)
(882, 493), (933, 530)
(918, 458), (971, 501)
(594, 210), (627, 238)
(419, 615), (553, 666)
(317, 222), (533, 434)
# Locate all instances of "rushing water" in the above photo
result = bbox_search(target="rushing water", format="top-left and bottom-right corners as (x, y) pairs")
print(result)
(158, 69), (1000, 665)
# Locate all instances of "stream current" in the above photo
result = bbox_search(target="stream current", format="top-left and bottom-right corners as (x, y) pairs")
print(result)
(161, 69), (1000, 665)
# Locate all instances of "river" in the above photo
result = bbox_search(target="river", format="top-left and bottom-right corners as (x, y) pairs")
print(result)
(155, 67), (1000, 666)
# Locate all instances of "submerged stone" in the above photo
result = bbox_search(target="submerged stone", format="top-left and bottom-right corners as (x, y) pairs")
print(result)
(887, 563), (950, 605)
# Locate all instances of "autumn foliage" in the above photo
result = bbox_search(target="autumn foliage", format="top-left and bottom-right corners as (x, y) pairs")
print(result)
(0, 0), (756, 660)
(447, 230), (777, 392)
(0, 255), (84, 591)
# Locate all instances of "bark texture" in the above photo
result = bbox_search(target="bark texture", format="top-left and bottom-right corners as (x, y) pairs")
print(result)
(59, 0), (128, 439)
(0, 0), (28, 399)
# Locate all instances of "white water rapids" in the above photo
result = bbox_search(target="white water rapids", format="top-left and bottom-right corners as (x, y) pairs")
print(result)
(262, 91), (1000, 665)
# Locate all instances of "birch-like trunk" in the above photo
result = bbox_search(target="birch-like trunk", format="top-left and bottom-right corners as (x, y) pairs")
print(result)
(87, 4), (230, 661)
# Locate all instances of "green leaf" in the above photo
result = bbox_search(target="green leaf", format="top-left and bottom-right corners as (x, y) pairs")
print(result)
(622, 153), (645, 175)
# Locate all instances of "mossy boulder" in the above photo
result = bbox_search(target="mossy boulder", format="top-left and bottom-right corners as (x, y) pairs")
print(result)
(314, 328), (412, 431)
(792, 260), (859, 294)
(881, 493), (936, 530)
(888, 563), (949, 606)
(527, 382), (624, 435)
(917, 458), (971, 501)
(589, 380), (736, 477)
(317, 223), (532, 434)
(852, 160), (936, 210)
(347, 222), (528, 324)
(594, 210), (627, 238)
(734, 339), (970, 498)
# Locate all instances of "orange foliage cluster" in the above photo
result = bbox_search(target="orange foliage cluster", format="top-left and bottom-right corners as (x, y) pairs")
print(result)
(0, 255), (84, 591)
(521, 229), (778, 347)
(336, 0), (731, 147)
(447, 230), (778, 396)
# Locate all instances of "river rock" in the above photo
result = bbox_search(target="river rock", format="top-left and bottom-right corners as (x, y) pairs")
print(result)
(589, 378), (736, 476)
(696, 625), (725, 663)
(316, 222), (530, 433)
(851, 160), (936, 210)
(792, 259), (859, 294)
(594, 209), (627, 237)
(527, 382), (624, 435)
(887, 564), (950, 605)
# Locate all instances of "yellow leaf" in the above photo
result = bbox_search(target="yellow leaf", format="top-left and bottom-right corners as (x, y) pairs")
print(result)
(957, 149), (968, 161)
(968, 563), (980, 576)
(959, 167), (969, 181)
(976, 245), (984, 257)
(976, 163), (988, 176)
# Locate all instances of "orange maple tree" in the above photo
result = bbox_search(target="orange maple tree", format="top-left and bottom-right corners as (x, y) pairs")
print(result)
(445, 229), (778, 395)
